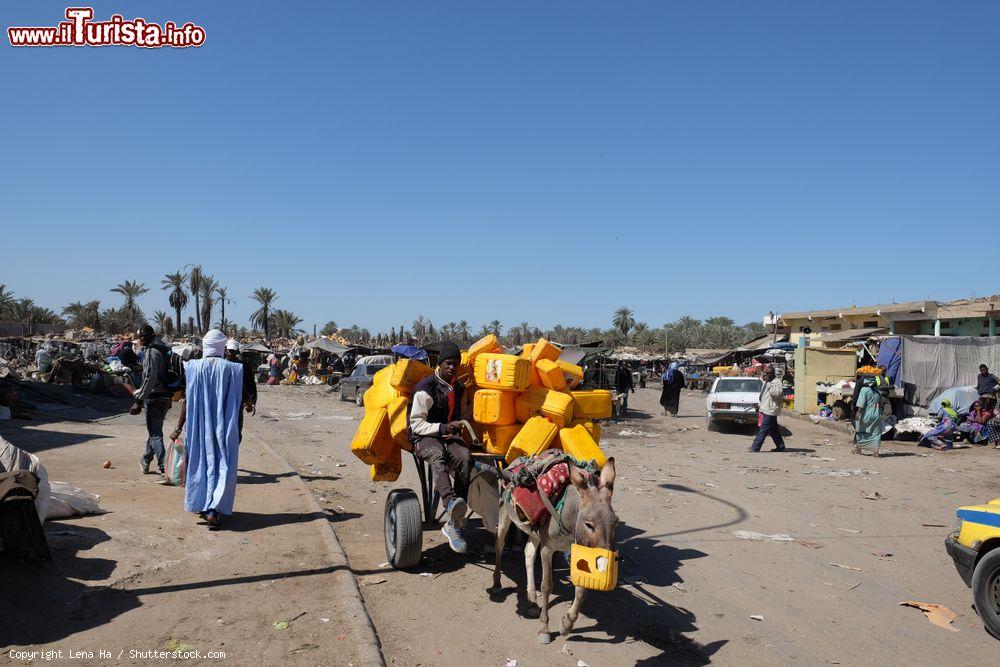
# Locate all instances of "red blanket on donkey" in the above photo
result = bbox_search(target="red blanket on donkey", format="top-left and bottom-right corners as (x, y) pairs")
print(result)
(510, 462), (570, 526)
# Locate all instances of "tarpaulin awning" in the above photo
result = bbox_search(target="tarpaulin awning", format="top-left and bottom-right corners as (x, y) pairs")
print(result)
(737, 334), (789, 351)
(815, 327), (887, 344)
(241, 342), (273, 354)
(391, 345), (429, 362)
(900, 336), (1000, 408)
(303, 338), (350, 354)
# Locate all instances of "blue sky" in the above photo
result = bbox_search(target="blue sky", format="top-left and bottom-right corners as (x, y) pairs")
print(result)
(3, 1), (998, 333)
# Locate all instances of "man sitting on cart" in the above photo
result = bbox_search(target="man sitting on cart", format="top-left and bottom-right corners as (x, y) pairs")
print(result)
(408, 341), (473, 554)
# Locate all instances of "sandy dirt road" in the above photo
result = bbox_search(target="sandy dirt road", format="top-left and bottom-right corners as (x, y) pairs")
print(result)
(250, 384), (1000, 666)
(1, 397), (373, 666)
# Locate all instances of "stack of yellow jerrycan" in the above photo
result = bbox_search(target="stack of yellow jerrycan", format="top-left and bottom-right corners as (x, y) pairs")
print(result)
(349, 335), (613, 479)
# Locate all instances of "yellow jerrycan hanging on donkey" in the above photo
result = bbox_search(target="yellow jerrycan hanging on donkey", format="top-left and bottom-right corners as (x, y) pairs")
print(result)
(569, 543), (619, 591)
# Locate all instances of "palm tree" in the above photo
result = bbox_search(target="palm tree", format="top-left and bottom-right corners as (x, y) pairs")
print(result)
(321, 321), (338, 336)
(412, 315), (427, 343)
(612, 307), (636, 346)
(633, 322), (650, 352)
(186, 265), (204, 333)
(152, 310), (171, 335)
(250, 287), (278, 340)
(214, 284), (233, 332)
(458, 320), (471, 343)
(703, 316), (740, 349)
(62, 300), (101, 331)
(198, 275), (219, 334)
(161, 271), (188, 335)
(0, 284), (15, 319)
(270, 309), (303, 337)
(111, 280), (149, 331)
(741, 321), (768, 344)
(8, 299), (34, 334)
(489, 320), (503, 337)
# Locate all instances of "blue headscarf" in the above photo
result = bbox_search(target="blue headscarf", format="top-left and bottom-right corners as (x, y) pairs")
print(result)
(663, 361), (679, 383)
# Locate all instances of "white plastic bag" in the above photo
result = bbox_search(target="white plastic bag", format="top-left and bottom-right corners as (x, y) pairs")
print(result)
(45, 481), (103, 519)
(0, 436), (51, 522)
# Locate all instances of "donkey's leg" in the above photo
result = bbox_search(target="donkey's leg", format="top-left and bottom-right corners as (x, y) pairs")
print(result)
(560, 585), (587, 635)
(490, 508), (512, 592)
(537, 543), (555, 644)
(523, 539), (540, 617)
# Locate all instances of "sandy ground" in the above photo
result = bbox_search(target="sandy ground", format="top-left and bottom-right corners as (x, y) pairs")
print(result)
(249, 384), (1000, 666)
(1, 390), (371, 666)
(4, 382), (999, 666)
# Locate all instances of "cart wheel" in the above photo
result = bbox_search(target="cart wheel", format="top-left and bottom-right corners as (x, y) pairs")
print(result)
(338, 383), (347, 401)
(356, 387), (365, 407)
(384, 489), (422, 569)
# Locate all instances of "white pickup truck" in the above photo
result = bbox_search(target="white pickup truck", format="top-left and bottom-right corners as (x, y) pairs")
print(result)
(705, 377), (763, 431)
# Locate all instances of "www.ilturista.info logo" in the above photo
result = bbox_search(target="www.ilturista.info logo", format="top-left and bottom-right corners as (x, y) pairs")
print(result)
(8, 7), (205, 48)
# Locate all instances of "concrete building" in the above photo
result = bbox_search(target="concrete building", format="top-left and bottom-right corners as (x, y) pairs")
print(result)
(777, 296), (999, 342)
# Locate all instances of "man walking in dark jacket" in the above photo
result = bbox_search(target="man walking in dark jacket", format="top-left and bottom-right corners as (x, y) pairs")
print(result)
(225, 338), (257, 441)
(615, 362), (635, 417)
(408, 341), (472, 553)
(131, 325), (173, 474)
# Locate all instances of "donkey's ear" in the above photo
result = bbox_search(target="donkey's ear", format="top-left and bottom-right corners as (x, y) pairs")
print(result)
(569, 464), (590, 493)
(599, 457), (616, 493)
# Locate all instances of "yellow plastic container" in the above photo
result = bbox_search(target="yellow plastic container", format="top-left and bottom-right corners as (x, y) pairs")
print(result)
(570, 418), (602, 443)
(350, 407), (394, 465)
(505, 416), (559, 463)
(520, 343), (535, 359)
(536, 358), (568, 391)
(457, 351), (476, 388)
(386, 395), (412, 450)
(473, 389), (517, 425)
(571, 390), (613, 420)
(468, 334), (502, 364)
(559, 424), (608, 467)
(483, 423), (520, 455)
(515, 385), (548, 423)
(390, 359), (433, 394)
(556, 360), (584, 389)
(540, 389), (575, 427)
(475, 353), (531, 391)
(529, 338), (561, 365)
(370, 445), (402, 482)
(364, 366), (403, 410)
(569, 544), (618, 591)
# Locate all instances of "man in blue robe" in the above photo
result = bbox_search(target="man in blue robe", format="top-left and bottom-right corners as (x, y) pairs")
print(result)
(175, 329), (243, 526)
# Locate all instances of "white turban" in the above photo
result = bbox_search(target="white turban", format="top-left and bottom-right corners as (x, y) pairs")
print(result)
(202, 329), (227, 358)
(226, 338), (240, 351)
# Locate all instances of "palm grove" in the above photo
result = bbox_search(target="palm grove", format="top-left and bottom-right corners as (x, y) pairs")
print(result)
(1, 280), (765, 354)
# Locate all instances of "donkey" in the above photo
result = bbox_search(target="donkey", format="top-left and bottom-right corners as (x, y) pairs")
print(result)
(491, 457), (618, 644)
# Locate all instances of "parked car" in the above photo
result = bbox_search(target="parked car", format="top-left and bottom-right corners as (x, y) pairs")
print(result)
(338, 359), (390, 405)
(945, 498), (1000, 638)
(705, 377), (763, 431)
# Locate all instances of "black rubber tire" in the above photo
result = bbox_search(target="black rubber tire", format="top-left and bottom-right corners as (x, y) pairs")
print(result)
(972, 547), (1000, 639)
(384, 489), (423, 569)
(338, 383), (347, 401)
(356, 387), (365, 407)
(706, 415), (717, 432)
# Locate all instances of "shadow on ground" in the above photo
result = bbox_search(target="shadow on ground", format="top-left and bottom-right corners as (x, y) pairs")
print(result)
(473, 517), (726, 665)
(0, 522), (140, 649)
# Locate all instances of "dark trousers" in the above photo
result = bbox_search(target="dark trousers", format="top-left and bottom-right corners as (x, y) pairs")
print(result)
(751, 414), (785, 451)
(414, 437), (472, 506)
(143, 398), (172, 468)
(619, 390), (630, 415)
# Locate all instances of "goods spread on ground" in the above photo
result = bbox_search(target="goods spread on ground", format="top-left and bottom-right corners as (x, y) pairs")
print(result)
(349, 336), (612, 481)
